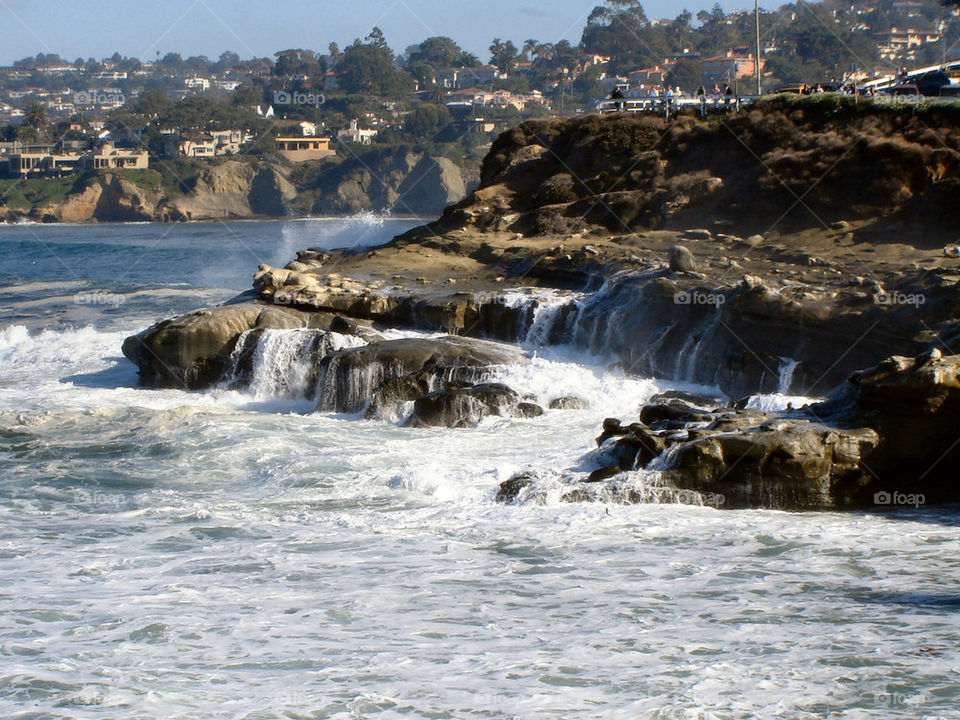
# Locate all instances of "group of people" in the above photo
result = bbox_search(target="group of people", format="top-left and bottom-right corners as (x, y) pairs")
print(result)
(695, 83), (736, 99)
(609, 82), (739, 110)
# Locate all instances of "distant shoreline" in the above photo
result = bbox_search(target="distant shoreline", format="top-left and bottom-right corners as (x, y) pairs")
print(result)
(0, 212), (431, 226)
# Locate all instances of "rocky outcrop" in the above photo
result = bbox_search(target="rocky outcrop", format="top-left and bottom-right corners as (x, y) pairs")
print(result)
(121, 297), (334, 388)
(405, 382), (542, 427)
(122, 105), (960, 507)
(418, 97), (960, 238)
(316, 336), (524, 417)
(499, 350), (960, 510)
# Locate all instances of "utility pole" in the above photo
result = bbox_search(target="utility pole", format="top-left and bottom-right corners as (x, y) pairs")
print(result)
(755, 0), (762, 96)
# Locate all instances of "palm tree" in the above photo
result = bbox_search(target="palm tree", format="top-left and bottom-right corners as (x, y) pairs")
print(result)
(522, 39), (540, 61)
(23, 104), (49, 135)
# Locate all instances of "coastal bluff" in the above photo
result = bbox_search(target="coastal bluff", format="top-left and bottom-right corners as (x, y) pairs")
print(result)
(123, 98), (960, 510)
(2, 146), (473, 223)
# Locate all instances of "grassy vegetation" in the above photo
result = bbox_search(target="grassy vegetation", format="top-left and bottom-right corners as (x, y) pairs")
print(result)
(146, 159), (203, 196)
(0, 175), (79, 210)
(755, 93), (960, 121)
(111, 168), (164, 189)
(0, 165), (184, 211)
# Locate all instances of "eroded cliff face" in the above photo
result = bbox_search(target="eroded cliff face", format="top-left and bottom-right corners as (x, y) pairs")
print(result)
(163, 162), (298, 221)
(308, 146), (469, 216)
(7, 148), (475, 223)
(425, 97), (960, 240)
(37, 173), (161, 223)
(22, 162), (297, 223)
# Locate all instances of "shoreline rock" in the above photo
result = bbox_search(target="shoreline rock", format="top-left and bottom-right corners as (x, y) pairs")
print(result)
(498, 350), (960, 510)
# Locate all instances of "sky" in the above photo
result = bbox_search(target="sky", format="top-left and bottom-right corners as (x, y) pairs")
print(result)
(0, 0), (750, 65)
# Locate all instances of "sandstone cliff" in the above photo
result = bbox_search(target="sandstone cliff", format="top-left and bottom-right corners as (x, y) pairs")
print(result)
(5, 146), (476, 224)
(306, 145), (470, 217)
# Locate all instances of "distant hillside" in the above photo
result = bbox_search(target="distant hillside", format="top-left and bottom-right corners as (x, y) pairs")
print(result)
(0, 147), (483, 223)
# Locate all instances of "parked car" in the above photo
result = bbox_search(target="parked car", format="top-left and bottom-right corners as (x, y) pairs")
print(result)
(881, 83), (922, 97)
(914, 70), (952, 96)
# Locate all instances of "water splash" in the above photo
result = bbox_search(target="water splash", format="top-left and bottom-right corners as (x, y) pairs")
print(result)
(777, 357), (800, 394)
(228, 329), (367, 399)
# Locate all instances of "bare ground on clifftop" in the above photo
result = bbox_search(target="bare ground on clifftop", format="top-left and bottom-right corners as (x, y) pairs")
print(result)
(311, 219), (960, 296)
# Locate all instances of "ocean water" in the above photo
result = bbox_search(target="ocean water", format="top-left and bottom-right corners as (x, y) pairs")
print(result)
(1, 218), (958, 720)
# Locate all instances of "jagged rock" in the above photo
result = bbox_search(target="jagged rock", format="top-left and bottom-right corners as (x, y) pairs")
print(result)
(640, 400), (714, 428)
(661, 419), (880, 510)
(596, 417), (630, 446)
(496, 473), (534, 503)
(606, 422), (670, 470)
(405, 382), (521, 427)
(315, 336), (525, 415)
(648, 390), (723, 407)
(549, 396), (589, 410)
(586, 465), (621, 483)
(515, 401), (544, 418)
(668, 245), (697, 272)
(121, 299), (328, 388)
(837, 350), (960, 503)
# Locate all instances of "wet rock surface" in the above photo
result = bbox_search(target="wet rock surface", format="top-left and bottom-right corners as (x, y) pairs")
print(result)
(499, 350), (960, 510)
(315, 336), (526, 424)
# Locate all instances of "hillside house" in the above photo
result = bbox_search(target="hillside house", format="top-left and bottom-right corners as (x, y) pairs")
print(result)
(275, 136), (336, 162)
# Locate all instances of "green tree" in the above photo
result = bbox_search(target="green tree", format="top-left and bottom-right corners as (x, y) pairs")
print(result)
(215, 51), (241, 73)
(337, 40), (413, 96)
(582, 0), (648, 52)
(15, 125), (39, 142)
(666, 57), (703, 93)
(489, 38), (519, 74)
(407, 36), (473, 69)
(273, 49), (320, 77)
(134, 88), (172, 117)
(159, 52), (184, 72)
(404, 102), (451, 138)
(23, 103), (49, 133)
(365, 27), (388, 50)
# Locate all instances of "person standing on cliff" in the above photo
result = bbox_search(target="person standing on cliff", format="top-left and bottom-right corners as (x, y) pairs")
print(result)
(610, 87), (625, 111)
